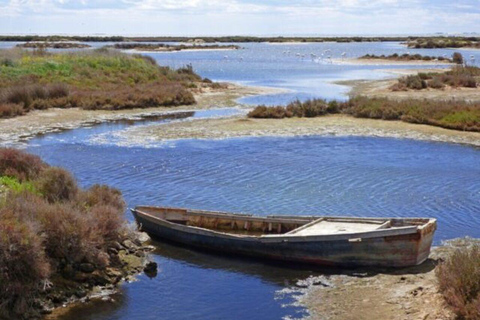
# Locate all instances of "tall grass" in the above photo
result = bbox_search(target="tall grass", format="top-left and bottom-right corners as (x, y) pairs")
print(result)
(0, 49), (202, 118)
(248, 96), (480, 132)
(0, 148), (130, 318)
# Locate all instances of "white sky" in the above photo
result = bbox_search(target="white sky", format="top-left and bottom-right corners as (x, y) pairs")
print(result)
(0, 0), (479, 36)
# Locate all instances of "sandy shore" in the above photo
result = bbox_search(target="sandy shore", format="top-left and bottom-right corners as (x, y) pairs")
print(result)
(333, 58), (453, 66)
(339, 76), (480, 102)
(117, 114), (480, 147)
(0, 83), (280, 146)
(300, 244), (460, 320)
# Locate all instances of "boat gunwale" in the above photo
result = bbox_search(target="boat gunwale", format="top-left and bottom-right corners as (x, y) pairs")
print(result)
(132, 206), (437, 243)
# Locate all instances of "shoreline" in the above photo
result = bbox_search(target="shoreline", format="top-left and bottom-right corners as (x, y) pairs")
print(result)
(115, 114), (480, 147)
(332, 58), (453, 66)
(0, 83), (280, 146)
(337, 74), (480, 102)
(299, 243), (461, 320)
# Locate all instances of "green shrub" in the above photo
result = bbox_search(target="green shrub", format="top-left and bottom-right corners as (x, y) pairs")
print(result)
(0, 176), (39, 194)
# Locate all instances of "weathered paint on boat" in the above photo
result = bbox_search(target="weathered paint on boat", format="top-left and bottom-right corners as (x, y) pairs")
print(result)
(132, 206), (437, 268)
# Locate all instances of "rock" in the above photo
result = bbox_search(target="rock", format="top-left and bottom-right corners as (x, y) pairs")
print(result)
(111, 241), (123, 251)
(137, 232), (151, 243)
(108, 247), (119, 255)
(144, 261), (158, 278)
(140, 245), (155, 252)
(75, 290), (87, 298)
(79, 263), (95, 273)
(105, 267), (123, 283)
(122, 240), (138, 253)
(135, 250), (145, 258)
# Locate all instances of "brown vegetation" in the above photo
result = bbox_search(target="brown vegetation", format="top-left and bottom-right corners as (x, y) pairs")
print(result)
(16, 42), (91, 49)
(360, 53), (452, 63)
(436, 243), (480, 319)
(248, 96), (480, 132)
(0, 49), (205, 119)
(0, 148), (133, 319)
(391, 64), (479, 91)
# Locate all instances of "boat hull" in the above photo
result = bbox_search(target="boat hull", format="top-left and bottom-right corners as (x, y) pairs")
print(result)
(133, 209), (435, 268)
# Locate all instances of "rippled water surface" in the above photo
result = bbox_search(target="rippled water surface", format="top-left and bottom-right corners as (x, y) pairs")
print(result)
(3, 40), (479, 319)
(27, 121), (480, 320)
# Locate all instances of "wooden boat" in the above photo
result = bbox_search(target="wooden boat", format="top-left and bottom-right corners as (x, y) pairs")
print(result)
(132, 206), (437, 267)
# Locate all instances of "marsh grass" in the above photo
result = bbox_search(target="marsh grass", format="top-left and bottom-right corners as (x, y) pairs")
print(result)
(248, 96), (480, 132)
(0, 48), (201, 118)
(391, 65), (479, 91)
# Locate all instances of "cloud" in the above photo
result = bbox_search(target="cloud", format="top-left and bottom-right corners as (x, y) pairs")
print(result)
(0, 0), (479, 35)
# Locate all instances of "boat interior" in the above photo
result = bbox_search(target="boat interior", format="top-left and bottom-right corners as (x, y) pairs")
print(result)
(135, 206), (431, 236)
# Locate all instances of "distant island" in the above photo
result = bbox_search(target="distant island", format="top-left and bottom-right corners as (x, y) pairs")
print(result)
(16, 42), (91, 49)
(405, 37), (480, 49)
(108, 43), (241, 52)
(2, 35), (480, 48)
(359, 53), (453, 63)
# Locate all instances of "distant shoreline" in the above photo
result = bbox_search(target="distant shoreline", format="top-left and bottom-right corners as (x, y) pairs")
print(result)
(2, 35), (478, 44)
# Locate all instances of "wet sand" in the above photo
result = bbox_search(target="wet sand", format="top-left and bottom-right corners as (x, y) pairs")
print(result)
(0, 84), (280, 145)
(300, 245), (456, 320)
(119, 114), (480, 147)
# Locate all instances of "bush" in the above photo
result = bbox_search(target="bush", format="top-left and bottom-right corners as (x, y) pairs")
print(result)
(436, 244), (480, 319)
(0, 210), (50, 318)
(0, 103), (24, 118)
(35, 167), (78, 202)
(453, 52), (464, 64)
(0, 148), (46, 181)
(400, 75), (427, 90)
(428, 77), (445, 89)
(80, 184), (126, 212)
(0, 150), (130, 318)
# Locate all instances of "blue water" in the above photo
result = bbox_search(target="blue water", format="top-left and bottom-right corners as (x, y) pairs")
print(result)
(1, 41), (479, 319)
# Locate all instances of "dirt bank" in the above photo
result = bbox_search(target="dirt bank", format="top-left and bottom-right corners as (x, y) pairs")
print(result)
(0, 84), (279, 146)
(336, 68), (480, 102)
(300, 239), (480, 320)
